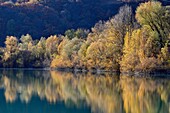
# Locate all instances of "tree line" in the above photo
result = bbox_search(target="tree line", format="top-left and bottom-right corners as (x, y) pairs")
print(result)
(1, 1), (170, 73)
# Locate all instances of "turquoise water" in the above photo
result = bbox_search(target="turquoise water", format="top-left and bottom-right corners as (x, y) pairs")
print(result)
(0, 69), (170, 113)
(0, 94), (90, 113)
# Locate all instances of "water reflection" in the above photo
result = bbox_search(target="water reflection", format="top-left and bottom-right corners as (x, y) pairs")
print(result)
(0, 70), (170, 113)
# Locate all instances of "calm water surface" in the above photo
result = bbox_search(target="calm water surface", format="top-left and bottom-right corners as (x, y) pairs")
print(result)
(0, 69), (169, 113)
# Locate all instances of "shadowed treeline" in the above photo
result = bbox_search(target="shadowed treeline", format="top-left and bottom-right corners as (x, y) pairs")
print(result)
(0, 69), (170, 113)
(0, 0), (147, 46)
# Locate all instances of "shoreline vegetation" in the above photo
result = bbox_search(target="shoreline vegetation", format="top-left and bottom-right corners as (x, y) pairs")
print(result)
(1, 1), (170, 75)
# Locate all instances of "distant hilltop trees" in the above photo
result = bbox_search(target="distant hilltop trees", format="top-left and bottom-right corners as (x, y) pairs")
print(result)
(0, 0), (162, 4)
(0, 0), (81, 4)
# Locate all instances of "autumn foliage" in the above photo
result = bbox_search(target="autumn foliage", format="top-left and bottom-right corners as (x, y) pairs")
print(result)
(1, 1), (170, 73)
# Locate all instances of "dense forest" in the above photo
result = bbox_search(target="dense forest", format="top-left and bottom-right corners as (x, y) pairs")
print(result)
(0, 0), (143, 46)
(0, 0), (169, 45)
(1, 1), (170, 73)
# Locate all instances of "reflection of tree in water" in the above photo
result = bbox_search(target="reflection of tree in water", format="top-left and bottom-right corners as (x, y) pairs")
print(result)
(0, 70), (58, 103)
(51, 71), (123, 113)
(0, 70), (170, 113)
(120, 75), (170, 113)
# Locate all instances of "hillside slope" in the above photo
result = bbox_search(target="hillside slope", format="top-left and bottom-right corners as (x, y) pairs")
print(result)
(0, 0), (169, 45)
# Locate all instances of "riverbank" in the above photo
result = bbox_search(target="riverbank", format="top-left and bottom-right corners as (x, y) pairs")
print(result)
(54, 67), (170, 77)
(1, 66), (170, 77)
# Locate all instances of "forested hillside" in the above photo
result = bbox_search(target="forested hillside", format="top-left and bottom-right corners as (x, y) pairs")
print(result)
(0, 0), (150, 45)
